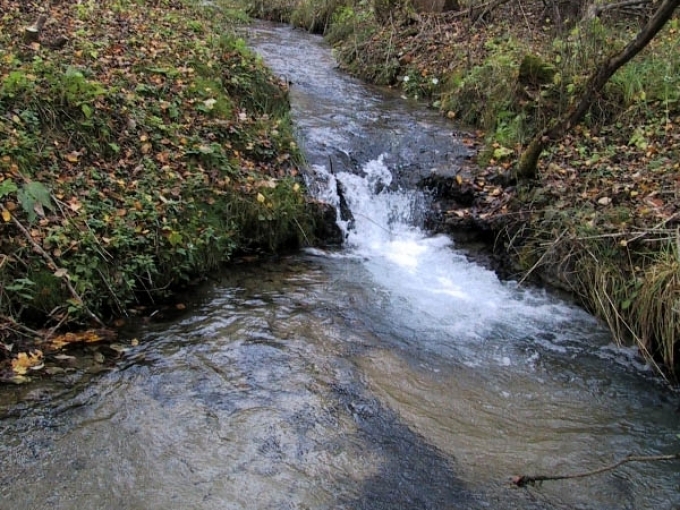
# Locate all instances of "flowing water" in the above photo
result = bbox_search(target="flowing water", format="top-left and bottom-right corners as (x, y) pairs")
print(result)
(1, 22), (679, 510)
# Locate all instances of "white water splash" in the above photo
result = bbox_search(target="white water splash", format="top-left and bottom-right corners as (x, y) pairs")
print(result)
(307, 156), (606, 362)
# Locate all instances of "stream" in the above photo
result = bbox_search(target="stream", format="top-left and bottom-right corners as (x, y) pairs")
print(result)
(1, 22), (679, 510)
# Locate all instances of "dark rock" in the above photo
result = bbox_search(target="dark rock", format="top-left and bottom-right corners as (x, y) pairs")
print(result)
(309, 200), (344, 246)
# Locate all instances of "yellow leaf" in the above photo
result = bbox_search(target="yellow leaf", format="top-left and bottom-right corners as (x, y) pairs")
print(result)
(257, 193), (266, 203)
(1, 209), (10, 222)
(65, 152), (80, 163)
(11, 350), (44, 375)
(49, 330), (103, 350)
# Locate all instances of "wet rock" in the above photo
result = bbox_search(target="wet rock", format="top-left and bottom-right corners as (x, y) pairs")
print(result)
(420, 172), (476, 206)
(336, 180), (355, 231)
(308, 200), (344, 246)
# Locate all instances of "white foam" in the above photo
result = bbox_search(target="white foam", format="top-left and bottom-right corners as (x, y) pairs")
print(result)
(308, 156), (603, 361)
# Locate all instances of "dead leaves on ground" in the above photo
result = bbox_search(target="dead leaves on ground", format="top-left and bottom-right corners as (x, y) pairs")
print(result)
(0, 328), (131, 384)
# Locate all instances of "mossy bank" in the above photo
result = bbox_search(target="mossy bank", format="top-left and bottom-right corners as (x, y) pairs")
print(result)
(245, 0), (680, 378)
(0, 0), (333, 381)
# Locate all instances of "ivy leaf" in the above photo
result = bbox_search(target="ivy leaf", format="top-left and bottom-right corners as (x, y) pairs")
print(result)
(0, 179), (18, 198)
(17, 181), (53, 222)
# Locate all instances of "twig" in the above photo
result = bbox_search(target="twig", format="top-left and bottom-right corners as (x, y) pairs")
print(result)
(97, 268), (127, 317)
(516, 229), (567, 286)
(0, 203), (106, 328)
(512, 453), (680, 487)
(0, 314), (42, 338)
(293, 217), (311, 246)
(625, 211), (680, 244)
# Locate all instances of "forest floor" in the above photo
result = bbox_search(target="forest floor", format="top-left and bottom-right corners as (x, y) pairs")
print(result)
(368, 6), (680, 256)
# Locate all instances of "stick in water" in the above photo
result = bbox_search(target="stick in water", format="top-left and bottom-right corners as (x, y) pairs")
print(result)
(512, 453), (680, 487)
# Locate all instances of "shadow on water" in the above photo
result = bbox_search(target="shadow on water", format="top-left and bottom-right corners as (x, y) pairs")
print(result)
(329, 380), (476, 510)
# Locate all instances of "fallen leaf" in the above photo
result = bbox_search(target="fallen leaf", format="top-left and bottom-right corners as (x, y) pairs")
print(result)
(65, 152), (80, 163)
(11, 350), (44, 375)
(49, 330), (103, 350)
(53, 267), (69, 279)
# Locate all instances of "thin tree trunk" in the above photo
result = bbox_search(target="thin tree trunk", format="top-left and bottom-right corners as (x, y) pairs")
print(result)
(23, 14), (48, 43)
(515, 0), (680, 181)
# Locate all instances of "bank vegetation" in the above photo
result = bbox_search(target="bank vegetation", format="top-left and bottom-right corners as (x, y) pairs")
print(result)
(0, 0), (327, 382)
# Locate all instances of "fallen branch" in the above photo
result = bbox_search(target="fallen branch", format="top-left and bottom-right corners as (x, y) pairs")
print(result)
(471, 0), (512, 24)
(0, 203), (106, 328)
(584, 0), (654, 20)
(444, 0), (507, 19)
(512, 453), (680, 487)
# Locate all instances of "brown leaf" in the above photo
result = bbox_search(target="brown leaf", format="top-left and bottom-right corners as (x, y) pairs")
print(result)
(49, 330), (104, 350)
(11, 350), (44, 375)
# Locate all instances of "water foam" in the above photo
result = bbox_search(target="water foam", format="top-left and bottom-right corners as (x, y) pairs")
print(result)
(308, 156), (602, 358)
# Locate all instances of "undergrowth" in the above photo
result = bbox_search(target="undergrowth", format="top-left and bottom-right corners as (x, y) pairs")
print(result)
(0, 0), (317, 341)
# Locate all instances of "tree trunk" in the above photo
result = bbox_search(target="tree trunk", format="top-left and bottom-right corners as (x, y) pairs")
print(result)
(23, 14), (48, 44)
(515, 0), (680, 181)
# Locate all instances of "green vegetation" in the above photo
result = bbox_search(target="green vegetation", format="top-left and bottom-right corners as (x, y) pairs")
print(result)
(0, 0), (322, 380)
(244, 0), (680, 377)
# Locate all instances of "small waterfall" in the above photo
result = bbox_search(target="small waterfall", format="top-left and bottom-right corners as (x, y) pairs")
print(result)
(306, 155), (603, 366)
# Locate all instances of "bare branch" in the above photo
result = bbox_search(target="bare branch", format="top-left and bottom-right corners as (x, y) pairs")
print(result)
(0, 203), (106, 328)
(513, 453), (680, 487)
(585, 0), (654, 19)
